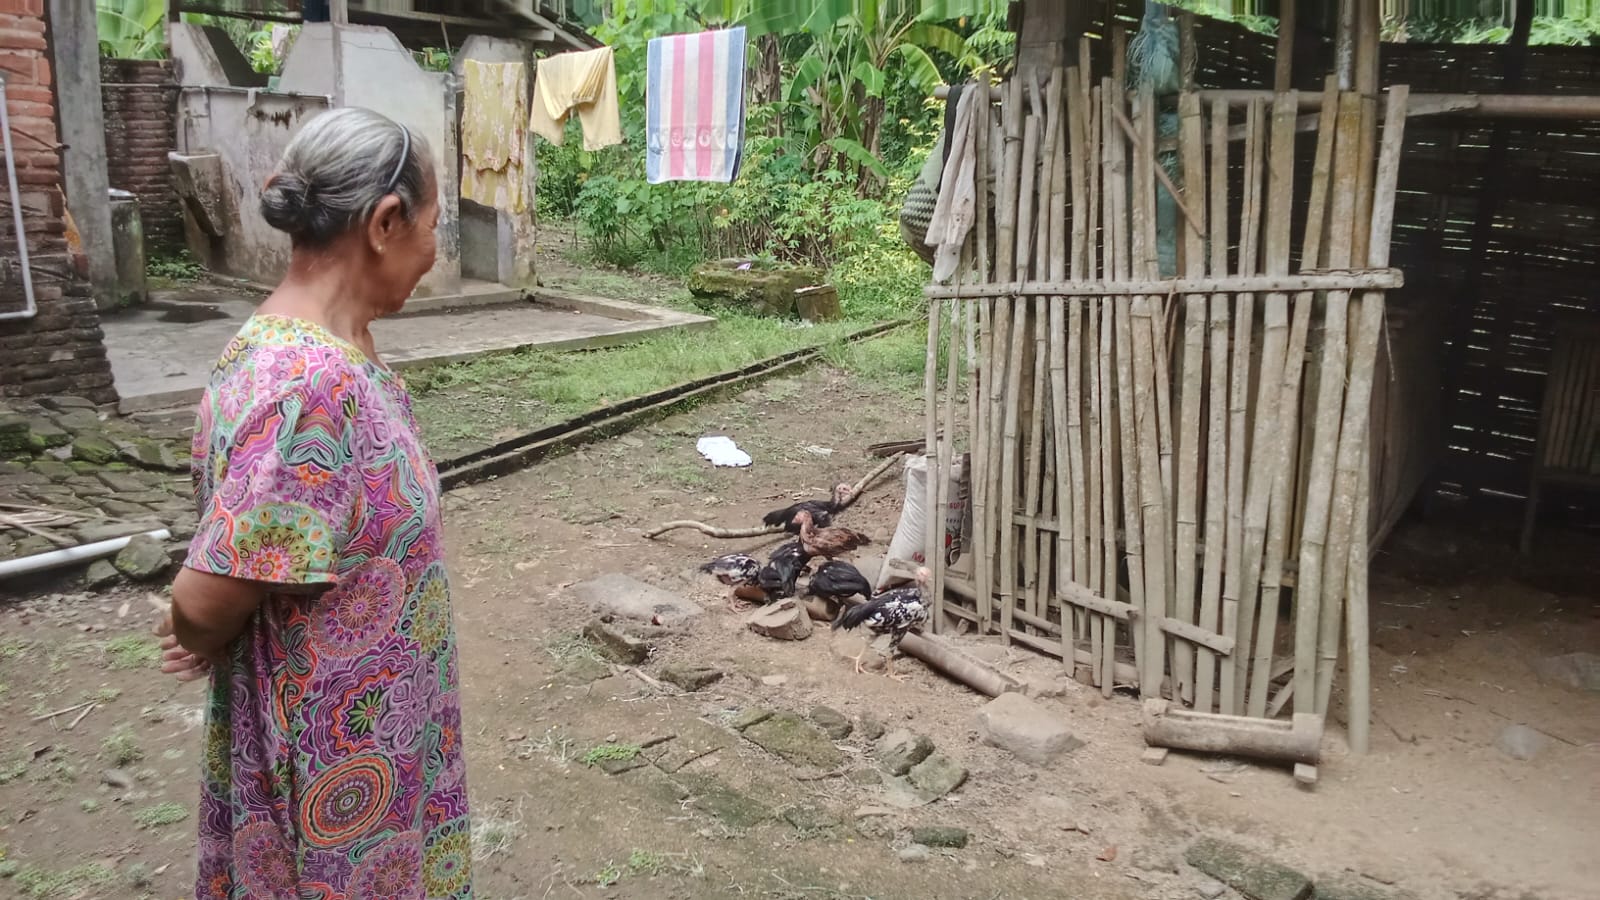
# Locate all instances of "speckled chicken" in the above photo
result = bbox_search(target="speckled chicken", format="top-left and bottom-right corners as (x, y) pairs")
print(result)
(831, 567), (930, 681)
(699, 553), (765, 611)
(793, 509), (871, 560)
(763, 483), (854, 534)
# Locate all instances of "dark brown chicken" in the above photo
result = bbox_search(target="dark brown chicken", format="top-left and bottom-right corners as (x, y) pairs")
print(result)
(763, 482), (855, 534)
(793, 509), (871, 560)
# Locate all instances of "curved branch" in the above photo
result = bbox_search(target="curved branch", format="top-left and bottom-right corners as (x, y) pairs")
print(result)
(642, 451), (907, 540)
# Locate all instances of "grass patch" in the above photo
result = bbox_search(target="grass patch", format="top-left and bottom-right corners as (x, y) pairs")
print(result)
(628, 849), (667, 875)
(593, 862), (624, 888)
(543, 633), (602, 665)
(132, 802), (188, 829)
(470, 801), (525, 863)
(579, 743), (641, 767)
(407, 313), (868, 459)
(104, 636), (160, 670)
(11, 863), (116, 899)
(101, 727), (143, 767)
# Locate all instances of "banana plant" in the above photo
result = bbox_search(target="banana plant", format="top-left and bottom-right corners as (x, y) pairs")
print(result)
(97, 0), (168, 60)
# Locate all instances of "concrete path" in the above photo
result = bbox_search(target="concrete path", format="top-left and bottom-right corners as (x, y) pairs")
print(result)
(104, 288), (713, 413)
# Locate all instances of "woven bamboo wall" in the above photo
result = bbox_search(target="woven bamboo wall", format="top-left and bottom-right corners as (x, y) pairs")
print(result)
(1093, 4), (1600, 514)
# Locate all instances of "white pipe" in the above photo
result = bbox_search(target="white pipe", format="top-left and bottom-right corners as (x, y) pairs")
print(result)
(0, 528), (171, 581)
(0, 73), (38, 321)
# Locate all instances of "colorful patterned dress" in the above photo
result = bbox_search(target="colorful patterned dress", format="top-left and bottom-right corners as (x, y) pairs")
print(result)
(185, 315), (471, 899)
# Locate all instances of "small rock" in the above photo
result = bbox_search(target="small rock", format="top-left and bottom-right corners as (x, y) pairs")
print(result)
(907, 752), (968, 799)
(1184, 837), (1312, 900)
(1313, 875), (1420, 900)
(1195, 877), (1229, 899)
(910, 825), (969, 848)
(72, 520), (164, 545)
(729, 708), (773, 731)
(573, 572), (703, 626)
(809, 705), (853, 740)
(660, 663), (724, 692)
(581, 619), (649, 664)
(678, 774), (771, 828)
(742, 712), (845, 769)
(857, 715), (887, 741)
(113, 534), (171, 581)
(1531, 652), (1600, 693)
(102, 769), (134, 790)
(82, 559), (120, 590)
(878, 729), (935, 776)
(70, 434), (120, 464)
(972, 692), (1083, 766)
(760, 674), (788, 687)
(37, 395), (96, 412)
(897, 845), (931, 863)
(1021, 674), (1074, 698)
(1493, 724), (1549, 761)
(747, 597), (813, 641)
(781, 804), (840, 832)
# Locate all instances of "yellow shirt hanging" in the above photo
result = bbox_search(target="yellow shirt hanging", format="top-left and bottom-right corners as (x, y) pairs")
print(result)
(461, 59), (529, 214)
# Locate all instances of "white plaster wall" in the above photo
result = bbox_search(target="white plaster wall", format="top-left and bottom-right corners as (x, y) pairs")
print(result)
(173, 89), (330, 286)
(179, 23), (461, 297)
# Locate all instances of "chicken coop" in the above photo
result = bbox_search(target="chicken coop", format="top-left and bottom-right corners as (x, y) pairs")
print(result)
(915, 0), (1600, 758)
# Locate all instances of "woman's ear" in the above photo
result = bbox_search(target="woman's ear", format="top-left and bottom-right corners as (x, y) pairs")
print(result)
(366, 194), (404, 254)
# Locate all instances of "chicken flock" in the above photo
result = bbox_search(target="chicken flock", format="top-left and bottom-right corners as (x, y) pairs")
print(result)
(698, 481), (930, 681)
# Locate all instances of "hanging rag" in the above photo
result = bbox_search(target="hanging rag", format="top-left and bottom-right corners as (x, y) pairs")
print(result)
(461, 59), (529, 213)
(899, 84), (965, 266)
(924, 85), (980, 282)
(529, 46), (622, 151)
(645, 26), (748, 184)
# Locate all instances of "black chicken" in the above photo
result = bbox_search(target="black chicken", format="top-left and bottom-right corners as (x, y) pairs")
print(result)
(831, 567), (930, 681)
(763, 482), (855, 534)
(803, 560), (873, 607)
(754, 540), (813, 606)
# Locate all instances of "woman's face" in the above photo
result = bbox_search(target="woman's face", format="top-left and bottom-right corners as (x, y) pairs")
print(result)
(373, 173), (441, 314)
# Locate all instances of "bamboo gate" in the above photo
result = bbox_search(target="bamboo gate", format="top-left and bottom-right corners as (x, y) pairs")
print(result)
(919, 61), (1411, 747)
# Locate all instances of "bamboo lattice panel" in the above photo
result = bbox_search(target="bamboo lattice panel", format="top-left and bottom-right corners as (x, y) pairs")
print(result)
(919, 70), (1410, 731)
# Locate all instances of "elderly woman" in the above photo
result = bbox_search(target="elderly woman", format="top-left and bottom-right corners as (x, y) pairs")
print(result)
(155, 107), (472, 899)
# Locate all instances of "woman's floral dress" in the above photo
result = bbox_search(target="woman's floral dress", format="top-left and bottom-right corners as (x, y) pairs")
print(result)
(185, 315), (471, 899)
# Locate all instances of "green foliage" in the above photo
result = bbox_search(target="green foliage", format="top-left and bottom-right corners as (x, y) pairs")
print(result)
(148, 251), (203, 283)
(97, 0), (167, 60)
(579, 743), (642, 766)
(132, 802), (188, 829)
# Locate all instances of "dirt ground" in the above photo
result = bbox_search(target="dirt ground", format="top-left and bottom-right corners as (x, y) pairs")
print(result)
(2, 364), (1596, 900)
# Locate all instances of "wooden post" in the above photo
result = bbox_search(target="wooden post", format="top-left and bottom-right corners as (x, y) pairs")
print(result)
(1274, 0), (1297, 93)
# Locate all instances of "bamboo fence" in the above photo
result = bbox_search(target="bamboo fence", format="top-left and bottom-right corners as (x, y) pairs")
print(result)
(922, 75), (1412, 738)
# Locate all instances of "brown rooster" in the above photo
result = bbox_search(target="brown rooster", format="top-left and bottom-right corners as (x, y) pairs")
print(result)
(793, 509), (871, 559)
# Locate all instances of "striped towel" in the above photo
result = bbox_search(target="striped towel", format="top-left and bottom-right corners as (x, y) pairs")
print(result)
(646, 26), (747, 184)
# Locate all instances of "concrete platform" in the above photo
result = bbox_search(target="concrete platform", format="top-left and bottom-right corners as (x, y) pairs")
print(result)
(105, 285), (714, 413)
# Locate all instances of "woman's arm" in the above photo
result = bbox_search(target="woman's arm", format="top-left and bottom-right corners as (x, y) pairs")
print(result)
(170, 567), (268, 663)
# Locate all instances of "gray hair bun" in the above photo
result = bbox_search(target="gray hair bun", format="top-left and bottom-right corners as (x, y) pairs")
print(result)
(259, 107), (431, 247)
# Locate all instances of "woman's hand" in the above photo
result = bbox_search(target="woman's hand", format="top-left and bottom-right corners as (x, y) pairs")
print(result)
(153, 613), (213, 682)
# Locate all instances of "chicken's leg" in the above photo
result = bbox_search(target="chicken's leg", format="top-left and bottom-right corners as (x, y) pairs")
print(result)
(883, 653), (910, 682)
(851, 648), (866, 675)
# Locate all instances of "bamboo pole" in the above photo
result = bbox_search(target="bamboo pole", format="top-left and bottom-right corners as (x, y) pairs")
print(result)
(997, 77), (1024, 284)
(1294, 90), (1364, 713)
(1129, 88), (1169, 699)
(1249, 88), (1332, 717)
(1047, 68), (1069, 286)
(1325, 85), (1409, 734)
(984, 295), (1008, 631)
(1030, 75), (1055, 281)
(1140, 90), (1177, 651)
(1172, 91), (1207, 706)
(1233, 91), (1299, 714)
(1274, 0), (1297, 94)
(924, 284), (944, 625)
(974, 296), (994, 629)
(1106, 80), (1149, 692)
(1017, 105), (1045, 624)
(1024, 295), (1048, 619)
(938, 292), (964, 631)
(999, 297), (1028, 645)
(1218, 99), (1265, 716)
(971, 91), (992, 633)
(1017, 114), (1041, 281)
(1195, 97), (1231, 714)
(1345, 440), (1373, 753)
(1093, 83), (1116, 696)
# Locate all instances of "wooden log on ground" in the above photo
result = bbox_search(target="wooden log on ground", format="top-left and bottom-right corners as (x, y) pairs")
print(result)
(1142, 698), (1324, 766)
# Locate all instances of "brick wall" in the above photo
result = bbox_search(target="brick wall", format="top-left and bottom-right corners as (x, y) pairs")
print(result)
(0, 0), (116, 404)
(100, 58), (182, 257)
